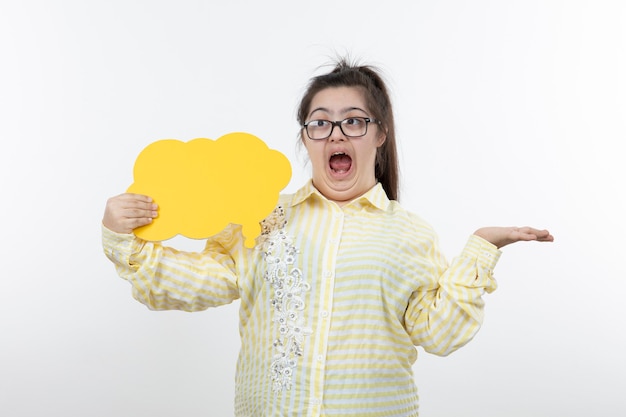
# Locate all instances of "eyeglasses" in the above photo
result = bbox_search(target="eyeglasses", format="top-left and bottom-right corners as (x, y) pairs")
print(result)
(302, 117), (380, 140)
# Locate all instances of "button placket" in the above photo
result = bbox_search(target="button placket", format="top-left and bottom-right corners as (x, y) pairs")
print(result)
(309, 206), (343, 411)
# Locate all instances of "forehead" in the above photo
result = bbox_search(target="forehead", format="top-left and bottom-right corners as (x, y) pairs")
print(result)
(308, 86), (368, 115)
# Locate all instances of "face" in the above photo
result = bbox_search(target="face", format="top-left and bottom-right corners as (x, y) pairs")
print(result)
(303, 86), (386, 206)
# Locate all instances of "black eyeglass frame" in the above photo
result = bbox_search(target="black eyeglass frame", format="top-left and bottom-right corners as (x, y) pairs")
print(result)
(302, 117), (380, 140)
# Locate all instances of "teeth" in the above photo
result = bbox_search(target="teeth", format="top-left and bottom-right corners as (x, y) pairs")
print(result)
(332, 152), (345, 156)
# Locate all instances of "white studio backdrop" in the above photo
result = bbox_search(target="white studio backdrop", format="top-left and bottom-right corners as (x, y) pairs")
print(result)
(1, 1), (624, 416)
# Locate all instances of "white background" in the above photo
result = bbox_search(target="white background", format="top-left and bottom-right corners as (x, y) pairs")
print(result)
(1, 1), (624, 416)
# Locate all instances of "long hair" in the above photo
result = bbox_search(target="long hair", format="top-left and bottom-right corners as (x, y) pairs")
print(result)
(297, 58), (400, 201)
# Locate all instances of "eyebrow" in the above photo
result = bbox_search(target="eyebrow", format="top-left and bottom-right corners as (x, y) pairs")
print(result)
(308, 106), (368, 119)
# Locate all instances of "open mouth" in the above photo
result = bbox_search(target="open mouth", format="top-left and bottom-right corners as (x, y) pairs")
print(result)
(329, 152), (352, 174)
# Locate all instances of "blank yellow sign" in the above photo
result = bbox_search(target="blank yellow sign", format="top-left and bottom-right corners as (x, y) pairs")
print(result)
(127, 132), (292, 248)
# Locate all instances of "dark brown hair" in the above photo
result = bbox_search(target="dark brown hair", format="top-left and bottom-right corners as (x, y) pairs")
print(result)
(297, 58), (400, 201)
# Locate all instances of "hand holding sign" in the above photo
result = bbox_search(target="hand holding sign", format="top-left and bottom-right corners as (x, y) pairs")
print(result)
(126, 132), (291, 248)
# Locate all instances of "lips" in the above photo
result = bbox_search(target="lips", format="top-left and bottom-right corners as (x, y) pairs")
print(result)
(329, 152), (352, 173)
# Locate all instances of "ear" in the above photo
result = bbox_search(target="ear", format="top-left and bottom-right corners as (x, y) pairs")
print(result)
(376, 130), (387, 147)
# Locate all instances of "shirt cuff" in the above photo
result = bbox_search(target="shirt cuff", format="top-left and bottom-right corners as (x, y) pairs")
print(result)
(458, 234), (502, 293)
(463, 234), (502, 270)
(101, 224), (139, 266)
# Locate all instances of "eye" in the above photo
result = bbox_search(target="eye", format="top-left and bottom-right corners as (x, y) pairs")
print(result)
(309, 120), (330, 127)
(344, 117), (365, 126)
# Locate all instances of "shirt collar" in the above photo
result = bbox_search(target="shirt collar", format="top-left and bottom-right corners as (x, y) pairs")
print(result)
(288, 180), (390, 212)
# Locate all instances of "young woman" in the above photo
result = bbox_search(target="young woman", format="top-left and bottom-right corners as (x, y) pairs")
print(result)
(102, 59), (553, 416)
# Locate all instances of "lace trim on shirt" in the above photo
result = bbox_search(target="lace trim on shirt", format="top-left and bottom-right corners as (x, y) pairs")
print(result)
(260, 206), (312, 393)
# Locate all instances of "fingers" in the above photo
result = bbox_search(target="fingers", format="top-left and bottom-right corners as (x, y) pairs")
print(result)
(517, 227), (554, 242)
(102, 193), (159, 234)
(475, 226), (554, 249)
(112, 192), (155, 207)
(536, 230), (554, 242)
(520, 227), (554, 240)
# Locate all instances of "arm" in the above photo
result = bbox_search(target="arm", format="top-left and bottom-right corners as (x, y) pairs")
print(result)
(404, 234), (500, 356)
(404, 225), (553, 356)
(101, 193), (241, 311)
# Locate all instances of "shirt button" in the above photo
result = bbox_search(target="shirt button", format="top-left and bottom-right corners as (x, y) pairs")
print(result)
(317, 355), (324, 362)
(311, 398), (321, 406)
(323, 271), (332, 278)
(320, 310), (329, 318)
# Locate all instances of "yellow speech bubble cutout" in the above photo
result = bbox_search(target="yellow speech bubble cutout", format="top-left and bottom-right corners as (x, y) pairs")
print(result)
(127, 132), (291, 248)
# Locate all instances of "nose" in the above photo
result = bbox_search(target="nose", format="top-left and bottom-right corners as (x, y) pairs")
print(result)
(328, 122), (346, 141)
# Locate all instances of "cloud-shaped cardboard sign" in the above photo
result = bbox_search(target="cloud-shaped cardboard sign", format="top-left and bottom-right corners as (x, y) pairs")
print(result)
(127, 132), (291, 248)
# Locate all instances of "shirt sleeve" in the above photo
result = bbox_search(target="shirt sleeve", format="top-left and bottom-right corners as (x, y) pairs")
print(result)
(101, 224), (241, 311)
(404, 233), (501, 356)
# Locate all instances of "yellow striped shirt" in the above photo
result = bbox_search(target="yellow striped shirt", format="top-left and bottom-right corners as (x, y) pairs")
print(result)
(102, 180), (501, 416)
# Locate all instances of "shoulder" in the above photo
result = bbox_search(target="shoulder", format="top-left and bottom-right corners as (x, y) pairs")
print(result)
(386, 200), (439, 248)
(387, 200), (434, 231)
